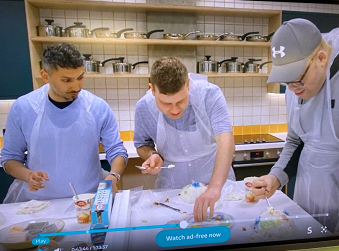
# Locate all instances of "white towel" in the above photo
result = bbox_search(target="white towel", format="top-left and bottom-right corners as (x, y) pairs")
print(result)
(17, 200), (50, 214)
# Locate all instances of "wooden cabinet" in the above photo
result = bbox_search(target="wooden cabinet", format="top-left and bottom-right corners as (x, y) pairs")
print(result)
(25, 0), (282, 90)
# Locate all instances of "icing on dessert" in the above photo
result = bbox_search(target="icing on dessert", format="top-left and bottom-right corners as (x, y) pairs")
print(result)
(179, 182), (207, 204)
(248, 207), (296, 242)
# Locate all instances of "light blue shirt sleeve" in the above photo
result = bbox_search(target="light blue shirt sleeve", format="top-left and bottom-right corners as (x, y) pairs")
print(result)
(94, 99), (128, 165)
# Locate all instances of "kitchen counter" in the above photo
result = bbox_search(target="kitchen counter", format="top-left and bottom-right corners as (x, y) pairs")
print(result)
(119, 180), (330, 250)
(99, 132), (288, 160)
(1, 133), (287, 161)
(0, 181), (331, 251)
(0, 190), (130, 251)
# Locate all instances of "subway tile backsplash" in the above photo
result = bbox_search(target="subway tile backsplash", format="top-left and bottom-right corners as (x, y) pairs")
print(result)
(1, 0), (337, 134)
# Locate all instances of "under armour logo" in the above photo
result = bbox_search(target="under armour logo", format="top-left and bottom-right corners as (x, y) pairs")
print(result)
(272, 46), (285, 58)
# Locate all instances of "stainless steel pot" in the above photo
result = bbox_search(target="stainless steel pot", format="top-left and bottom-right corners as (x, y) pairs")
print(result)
(218, 31), (259, 41)
(124, 29), (164, 39)
(197, 55), (228, 74)
(83, 54), (100, 73)
(196, 34), (219, 41)
(100, 57), (148, 74)
(95, 28), (134, 38)
(259, 61), (272, 72)
(163, 31), (200, 40)
(37, 19), (63, 37)
(224, 57), (243, 73)
(244, 58), (262, 73)
(246, 32), (275, 42)
(64, 22), (109, 38)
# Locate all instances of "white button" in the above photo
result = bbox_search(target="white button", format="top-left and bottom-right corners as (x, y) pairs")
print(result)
(184, 150), (187, 152)
(180, 135), (182, 137)
(188, 164), (191, 166)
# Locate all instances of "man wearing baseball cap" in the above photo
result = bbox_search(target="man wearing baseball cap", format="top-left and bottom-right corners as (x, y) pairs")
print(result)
(252, 18), (339, 233)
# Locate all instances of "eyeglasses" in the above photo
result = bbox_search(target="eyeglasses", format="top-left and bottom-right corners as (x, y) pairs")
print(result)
(280, 58), (313, 87)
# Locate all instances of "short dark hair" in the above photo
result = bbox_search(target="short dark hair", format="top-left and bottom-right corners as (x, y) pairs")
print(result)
(150, 57), (188, 94)
(43, 43), (84, 73)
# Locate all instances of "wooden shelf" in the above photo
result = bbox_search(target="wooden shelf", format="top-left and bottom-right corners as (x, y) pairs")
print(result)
(31, 36), (271, 47)
(34, 73), (269, 78)
(34, 73), (149, 78)
(25, 0), (281, 90)
(27, 0), (280, 18)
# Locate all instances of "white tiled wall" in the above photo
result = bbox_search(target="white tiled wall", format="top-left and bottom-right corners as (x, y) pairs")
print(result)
(0, 0), (337, 133)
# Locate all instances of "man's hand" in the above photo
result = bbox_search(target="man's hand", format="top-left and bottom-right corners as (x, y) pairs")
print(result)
(252, 174), (280, 199)
(141, 154), (163, 175)
(104, 175), (119, 193)
(27, 171), (49, 191)
(193, 187), (221, 222)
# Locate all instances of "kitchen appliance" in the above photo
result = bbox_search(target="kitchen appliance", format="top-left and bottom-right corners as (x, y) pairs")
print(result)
(243, 58), (262, 73)
(64, 22), (108, 38)
(246, 32), (275, 42)
(163, 31), (200, 40)
(197, 55), (228, 74)
(83, 54), (100, 73)
(196, 33), (219, 40)
(124, 29), (164, 39)
(224, 57), (243, 73)
(37, 19), (63, 37)
(232, 134), (284, 181)
(100, 57), (148, 74)
(218, 31), (259, 41)
(94, 28), (134, 38)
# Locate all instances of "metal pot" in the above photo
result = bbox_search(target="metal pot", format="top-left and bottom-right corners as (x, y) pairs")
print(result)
(196, 33), (219, 41)
(95, 28), (134, 38)
(100, 57), (148, 74)
(163, 31), (200, 40)
(124, 29), (164, 39)
(83, 54), (100, 73)
(197, 55), (228, 74)
(218, 31), (259, 41)
(224, 57), (243, 73)
(246, 32), (275, 42)
(244, 58), (262, 73)
(259, 61), (272, 73)
(64, 22), (109, 37)
(37, 19), (63, 37)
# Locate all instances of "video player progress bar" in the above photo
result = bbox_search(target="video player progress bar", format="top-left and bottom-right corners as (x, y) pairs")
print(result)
(38, 223), (180, 238)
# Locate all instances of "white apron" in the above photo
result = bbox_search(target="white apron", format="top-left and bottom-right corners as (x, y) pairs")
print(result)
(286, 49), (339, 232)
(4, 85), (101, 203)
(146, 73), (235, 189)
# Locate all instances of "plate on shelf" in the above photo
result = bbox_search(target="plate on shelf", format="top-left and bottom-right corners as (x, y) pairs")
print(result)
(0, 218), (65, 250)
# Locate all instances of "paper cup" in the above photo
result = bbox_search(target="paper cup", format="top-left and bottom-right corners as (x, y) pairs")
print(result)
(73, 193), (95, 224)
(244, 177), (258, 203)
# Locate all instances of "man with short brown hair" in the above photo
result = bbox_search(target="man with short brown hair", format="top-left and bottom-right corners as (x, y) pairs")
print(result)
(134, 57), (235, 222)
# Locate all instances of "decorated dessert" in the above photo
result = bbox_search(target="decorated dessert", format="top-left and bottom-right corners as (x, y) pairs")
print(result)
(247, 207), (296, 242)
(179, 181), (207, 204)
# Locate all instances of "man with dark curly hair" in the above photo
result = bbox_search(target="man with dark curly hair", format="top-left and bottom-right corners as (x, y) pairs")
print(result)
(1, 43), (127, 203)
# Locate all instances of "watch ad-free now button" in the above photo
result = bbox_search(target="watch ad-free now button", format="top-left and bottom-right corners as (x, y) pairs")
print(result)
(156, 226), (231, 248)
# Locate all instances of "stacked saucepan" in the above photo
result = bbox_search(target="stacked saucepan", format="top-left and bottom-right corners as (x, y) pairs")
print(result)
(197, 56), (272, 74)
(83, 55), (148, 74)
(36, 20), (276, 42)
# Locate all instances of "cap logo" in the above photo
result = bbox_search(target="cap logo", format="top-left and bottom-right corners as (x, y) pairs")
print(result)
(272, 46), (285, 58)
